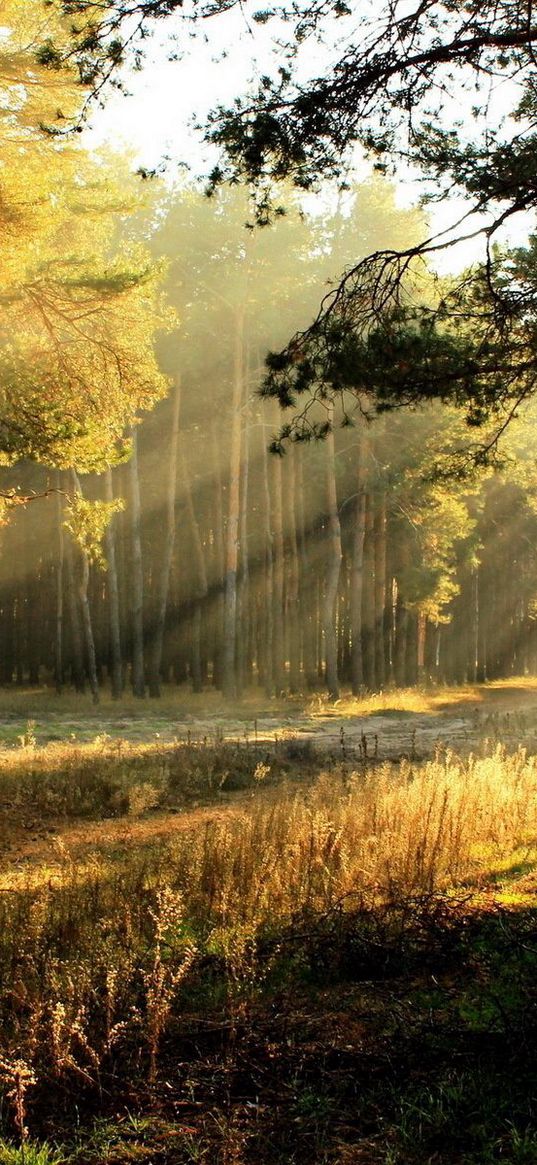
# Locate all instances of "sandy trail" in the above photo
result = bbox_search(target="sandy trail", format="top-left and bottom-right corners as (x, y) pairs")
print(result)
(2, 681), (537, 886)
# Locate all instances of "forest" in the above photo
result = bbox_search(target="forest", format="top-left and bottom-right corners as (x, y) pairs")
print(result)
(5, 177), (537, 703)
(4, 2), (537, 1164)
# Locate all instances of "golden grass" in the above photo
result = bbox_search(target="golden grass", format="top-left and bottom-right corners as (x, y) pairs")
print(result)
(0, 739), (536, 1131)
(307, 675), (537, 718)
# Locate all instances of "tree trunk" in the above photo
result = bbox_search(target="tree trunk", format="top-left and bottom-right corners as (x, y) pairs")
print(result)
(180, 441), (209, 693)
(70, 470), (99, 704)
(417, 611), (427, 685)
(323, 409), (342, 700)
(55, 473), (64, 693)
(211, 420), (225, 690)
(374, 491), (387, 689)
(223, 305), (245, 699)
(285, 450), (301, 693)
(65, 531), (85, 692)
(148, 378), (182, 697)
(104, 465), (123, 699)
(296, 446), (317, 689)
(362, 493), (376, 690)
(351, 436), (367, 694)
(129, 426), (145, 697)
(270, 436), (285, 695)
(237, 405), (250, 696)
(260, 411), (274, 697)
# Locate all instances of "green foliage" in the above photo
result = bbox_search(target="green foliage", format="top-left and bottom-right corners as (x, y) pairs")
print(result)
(0, 1144), (63, 1165)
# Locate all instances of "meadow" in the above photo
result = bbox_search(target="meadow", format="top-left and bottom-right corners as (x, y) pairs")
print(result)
(1, 683), (537, 1163)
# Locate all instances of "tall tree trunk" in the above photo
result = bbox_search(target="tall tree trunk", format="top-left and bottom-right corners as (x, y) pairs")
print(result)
(374, 491), (387, 689)
(70, 470), (99, 704)
(211, 420), (225, 690)
(296, 446), (317, 689)
(285, 449), (301, 693)
(260, 411), (274, 697)
(104, 465), (123, 699)
(472, 563), (480, 684)
(417, 611), (427, 685)
(362, 494), (376, 690)
(180, 442), (209, 694)
(270, 434), (285, 695)
(223, 304), (245, 699)
(129, 426), (145, 698)
(323, 409), (342, 700)
(148, 378), (182, 697)
(351, 436), (367, 694)
(237, 405), (250, 696)
(55, 473), (64, 693)
(65, 530), (85, 692)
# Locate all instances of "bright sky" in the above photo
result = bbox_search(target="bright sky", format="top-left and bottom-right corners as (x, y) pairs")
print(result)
(84, 10), (534, 274)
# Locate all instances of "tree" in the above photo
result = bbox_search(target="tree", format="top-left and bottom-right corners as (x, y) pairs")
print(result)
(0, 1), (168, 486)
(56, 0), (537, 444)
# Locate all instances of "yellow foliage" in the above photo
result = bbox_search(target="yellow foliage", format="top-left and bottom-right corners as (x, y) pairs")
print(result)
(0, 1), (169, 473)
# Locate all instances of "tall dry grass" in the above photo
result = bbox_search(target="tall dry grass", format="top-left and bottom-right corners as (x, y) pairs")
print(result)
(1, 742), (536, 1139)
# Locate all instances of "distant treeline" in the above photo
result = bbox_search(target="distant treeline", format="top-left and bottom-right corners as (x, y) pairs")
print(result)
(1, 390), (536, 701)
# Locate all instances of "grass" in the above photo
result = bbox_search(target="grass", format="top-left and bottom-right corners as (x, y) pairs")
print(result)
(3, 674), (537, 748)
(307, 674), (537, 718)
(2, 692), (537, 1160)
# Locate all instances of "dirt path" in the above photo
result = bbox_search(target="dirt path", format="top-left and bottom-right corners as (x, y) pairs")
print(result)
(137, 681), (537, 761)
(3, 680), (537, 888)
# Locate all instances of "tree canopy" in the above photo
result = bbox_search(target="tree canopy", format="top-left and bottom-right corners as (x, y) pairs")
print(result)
(50, 0), (537, 448)
(0, 0), (168, 493)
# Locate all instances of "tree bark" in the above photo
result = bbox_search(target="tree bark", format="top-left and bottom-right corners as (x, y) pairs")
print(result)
(285, 450), (301, 693)
(350, 436), (367, 694)
(323, 409), (342, 700)
(211, 420), (225, 690)
(55, 473), (64, 693)
(374, 491), (387, 689)
(223, 304), (245, 699)
(65, 530), (85, 692)
(104, 465), (123, 699)
(260, 411), (274, 696)
(129, 426), (145, 697)
(362, 493), (376, 690)
(180, 441), (209, 693)
(270, 433), (285, 695)
(70, 470), (99, 704)
(148, 378), (182, 697)
(237, 405), (250, 696)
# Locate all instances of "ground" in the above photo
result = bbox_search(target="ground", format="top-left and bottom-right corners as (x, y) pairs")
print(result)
(2, 680), (537, 1164)
(1, 676), (536, 885)
(0, 675), (535, 753)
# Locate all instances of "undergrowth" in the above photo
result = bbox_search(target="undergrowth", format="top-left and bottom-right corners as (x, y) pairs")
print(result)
(1, 741), (537, 1161)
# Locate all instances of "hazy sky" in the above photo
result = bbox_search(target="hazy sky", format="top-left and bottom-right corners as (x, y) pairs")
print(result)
(84, 9), (533, 273)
